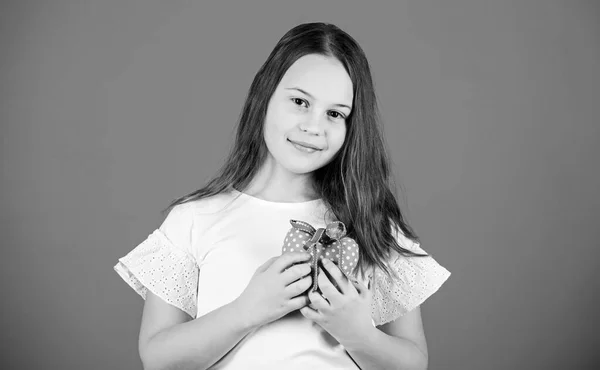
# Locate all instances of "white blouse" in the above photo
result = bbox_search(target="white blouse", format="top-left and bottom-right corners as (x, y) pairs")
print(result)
(114, 189), (451, 369)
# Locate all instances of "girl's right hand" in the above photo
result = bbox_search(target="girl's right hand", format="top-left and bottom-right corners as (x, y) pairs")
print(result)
(233, 252), (313, 329)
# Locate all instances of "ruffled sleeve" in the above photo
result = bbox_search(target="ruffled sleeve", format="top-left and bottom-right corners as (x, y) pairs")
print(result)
(114, 203), (199, 318)
(370, 227), (451, 326)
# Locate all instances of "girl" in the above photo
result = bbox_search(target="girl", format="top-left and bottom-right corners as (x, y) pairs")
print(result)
(115, 22), (451, 370)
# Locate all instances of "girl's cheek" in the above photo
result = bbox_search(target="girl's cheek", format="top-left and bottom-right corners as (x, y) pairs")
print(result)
(333, 131), (346, 152)
(289, 106), (305, 117)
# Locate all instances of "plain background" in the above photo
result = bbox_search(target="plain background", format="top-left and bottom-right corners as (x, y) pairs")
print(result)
(2, 0), (599, 369)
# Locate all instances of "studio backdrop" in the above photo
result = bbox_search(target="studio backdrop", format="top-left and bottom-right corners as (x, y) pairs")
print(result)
(1, 0), (598, 369)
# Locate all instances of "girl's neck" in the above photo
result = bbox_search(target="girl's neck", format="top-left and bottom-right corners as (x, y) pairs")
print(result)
(242, 166), (319, 203)
(237, 156), (320, 203)
(240, 183), (319, 203)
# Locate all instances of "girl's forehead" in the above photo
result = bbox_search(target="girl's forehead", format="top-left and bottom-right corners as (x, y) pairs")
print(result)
(279, 54), (353, 106)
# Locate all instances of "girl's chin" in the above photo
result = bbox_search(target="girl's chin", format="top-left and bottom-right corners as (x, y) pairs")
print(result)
(282, 163), (322, 175)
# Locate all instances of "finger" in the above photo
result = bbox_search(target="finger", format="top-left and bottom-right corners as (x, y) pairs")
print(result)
(300, 306), (321, 322)
(308, 291), (330, 311)
(321, 258), (355, 296)
(284, 274), (312, 298)
(367, 274), (374, 294)
(256, 256), (278, 273)
(271, 251), (312, 273)
(349, 278), (368, 296)
(288, 294), (311, 311)
(281, 262), (312, 285)
(317, 267), (342, 306)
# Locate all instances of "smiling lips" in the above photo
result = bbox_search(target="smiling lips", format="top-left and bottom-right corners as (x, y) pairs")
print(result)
(288, 139), (322, 151)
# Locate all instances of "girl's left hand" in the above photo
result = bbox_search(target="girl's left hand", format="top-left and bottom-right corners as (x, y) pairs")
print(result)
(299, 258), (373, 345)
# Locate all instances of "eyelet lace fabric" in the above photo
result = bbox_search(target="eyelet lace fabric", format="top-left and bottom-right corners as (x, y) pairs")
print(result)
(370, 243), (452, 326)
(114, 229), (199, 318)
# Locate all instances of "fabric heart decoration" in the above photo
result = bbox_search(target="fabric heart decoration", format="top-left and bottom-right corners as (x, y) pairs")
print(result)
(281, 219), (360, 292)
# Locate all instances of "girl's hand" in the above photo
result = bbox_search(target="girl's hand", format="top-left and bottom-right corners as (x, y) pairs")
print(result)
(234, 252), (313, 329)
(299, 258), (373, 345)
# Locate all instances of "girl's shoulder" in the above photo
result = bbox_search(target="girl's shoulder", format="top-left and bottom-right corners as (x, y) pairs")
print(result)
(159, 191), (239, 246)
(169, 190), (241, 218)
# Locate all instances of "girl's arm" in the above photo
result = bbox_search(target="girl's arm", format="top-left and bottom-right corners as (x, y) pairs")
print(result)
(343, 307), (429, 370)
(138, 251), (313, 370)
(301, 258), (432, 370)
(138, 291), (254, 370)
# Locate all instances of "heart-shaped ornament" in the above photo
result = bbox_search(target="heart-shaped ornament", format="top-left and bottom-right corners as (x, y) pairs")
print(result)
(281, 219), (359, 292)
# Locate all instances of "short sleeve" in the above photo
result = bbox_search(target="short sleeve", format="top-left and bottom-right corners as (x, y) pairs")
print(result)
(370, 227), (451, 326)
(114, 203), (199, 318)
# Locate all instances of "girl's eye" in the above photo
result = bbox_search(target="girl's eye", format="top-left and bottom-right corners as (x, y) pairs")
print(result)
(328, 111), (345, 120)
(292, 98), (308, 108)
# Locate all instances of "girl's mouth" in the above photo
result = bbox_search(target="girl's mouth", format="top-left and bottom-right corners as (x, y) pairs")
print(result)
(288, 139), (321, 153)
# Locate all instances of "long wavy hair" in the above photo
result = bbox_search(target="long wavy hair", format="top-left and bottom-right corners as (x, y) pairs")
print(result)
(163, 22), (428, 280)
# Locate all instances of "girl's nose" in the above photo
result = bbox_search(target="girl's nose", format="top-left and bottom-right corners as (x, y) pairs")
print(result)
(299, 113), (324, 135)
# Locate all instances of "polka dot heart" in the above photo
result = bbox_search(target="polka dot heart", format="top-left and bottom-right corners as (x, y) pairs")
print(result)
(281, 219), (359, 292)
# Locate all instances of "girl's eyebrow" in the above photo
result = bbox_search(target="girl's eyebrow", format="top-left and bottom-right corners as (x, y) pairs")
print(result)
(285, 87), (352, 110)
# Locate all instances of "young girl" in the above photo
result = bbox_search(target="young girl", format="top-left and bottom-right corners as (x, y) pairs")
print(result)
(114, 22), (451, 370)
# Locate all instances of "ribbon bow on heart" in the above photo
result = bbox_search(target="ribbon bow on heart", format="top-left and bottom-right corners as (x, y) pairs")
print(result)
(281, 219), (360, 292)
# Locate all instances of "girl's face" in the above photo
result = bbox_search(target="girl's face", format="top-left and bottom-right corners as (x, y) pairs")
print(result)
(263, 54), (353, 176)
